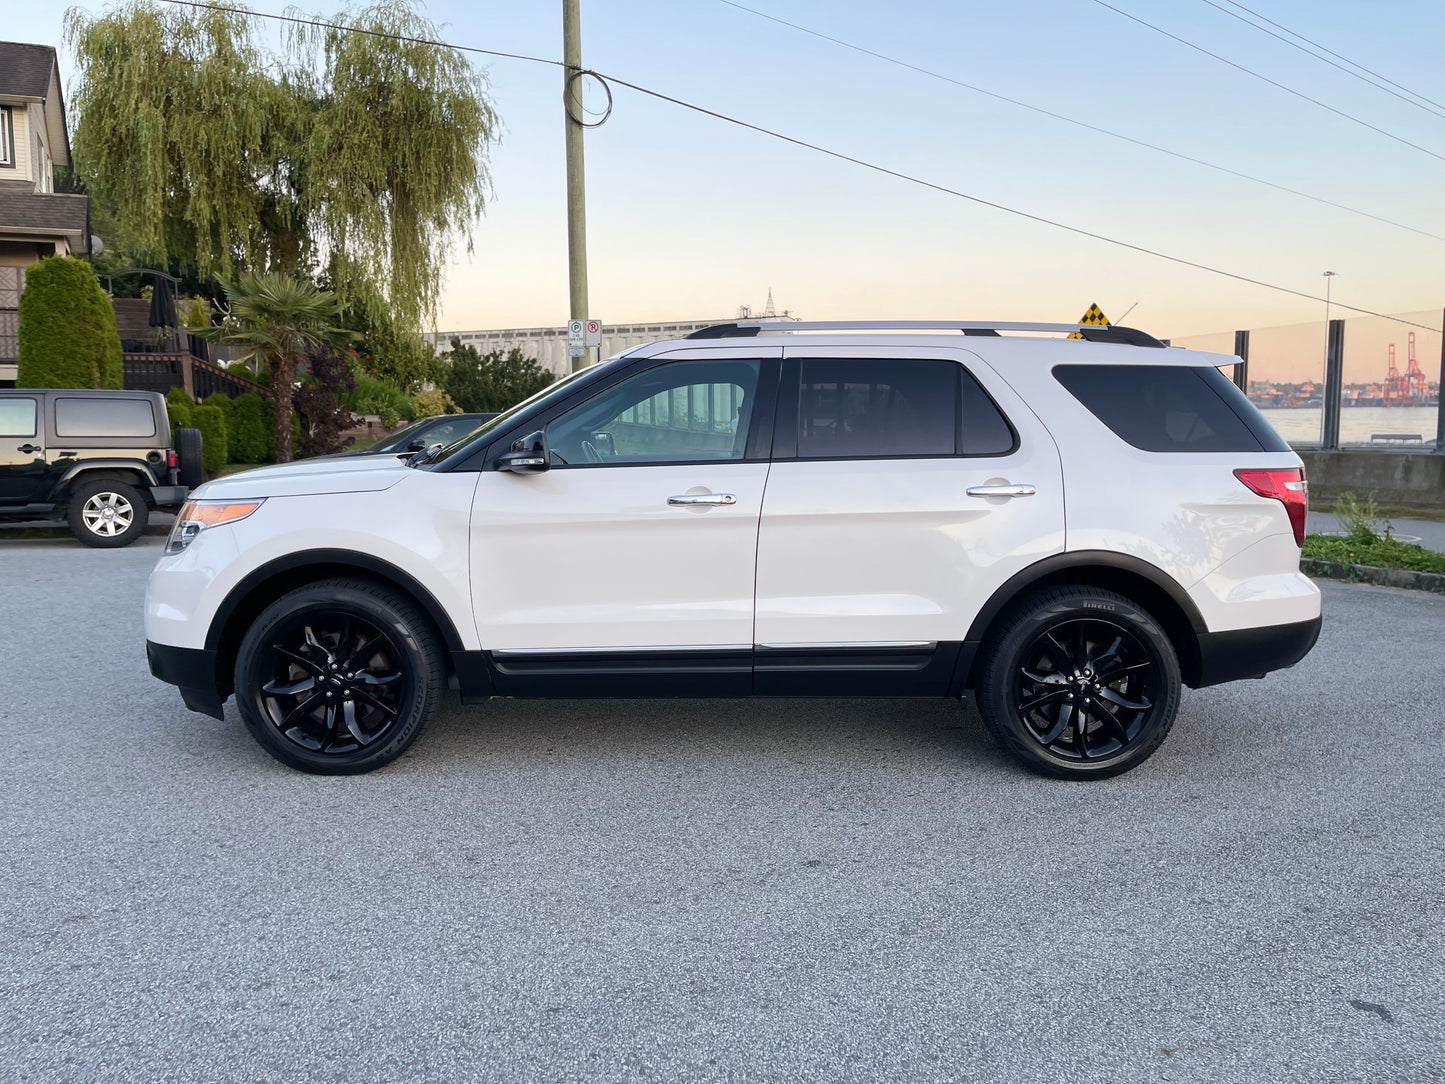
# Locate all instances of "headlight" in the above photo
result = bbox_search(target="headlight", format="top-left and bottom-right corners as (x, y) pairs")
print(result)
(165, 499), (265, 554)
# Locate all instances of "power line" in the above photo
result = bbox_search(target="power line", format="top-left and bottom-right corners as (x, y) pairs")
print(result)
(713, 0), (1445, 243)
(151, 0), (1441, 333)
(1195, 0), (1445, 120)
(1088, 0), (1445, 165)
(1216, 0), (1445, 113)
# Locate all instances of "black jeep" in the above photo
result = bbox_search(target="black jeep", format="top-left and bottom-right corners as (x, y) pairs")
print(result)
(0, 389), (202, 548)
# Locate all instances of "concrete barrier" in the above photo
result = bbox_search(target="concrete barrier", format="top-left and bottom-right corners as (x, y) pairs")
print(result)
(1299, 450), (1445, 512)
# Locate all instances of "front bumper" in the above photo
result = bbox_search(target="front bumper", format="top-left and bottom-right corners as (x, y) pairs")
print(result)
(149, 485), (189, 508)
(1193, 615), (1322, 688)
(146, 640), (225, 719)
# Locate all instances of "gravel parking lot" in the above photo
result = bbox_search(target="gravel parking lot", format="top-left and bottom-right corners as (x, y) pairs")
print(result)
(1, 537), (1441, 1083)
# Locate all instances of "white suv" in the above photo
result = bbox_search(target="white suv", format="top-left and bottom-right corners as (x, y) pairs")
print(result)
(145, 320), (1321, 779)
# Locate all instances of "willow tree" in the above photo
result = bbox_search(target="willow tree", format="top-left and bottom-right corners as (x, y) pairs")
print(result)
(64, 0), (497, 328)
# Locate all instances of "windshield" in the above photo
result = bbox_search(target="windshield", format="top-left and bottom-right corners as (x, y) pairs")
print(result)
(420, 359), (621, 466)
(372, 417), (433, 453)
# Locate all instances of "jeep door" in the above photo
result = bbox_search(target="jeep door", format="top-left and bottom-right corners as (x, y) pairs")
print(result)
(0, 395), (50, 503)
(753, 346), (1065, 694)
(468, 348), (780, 695)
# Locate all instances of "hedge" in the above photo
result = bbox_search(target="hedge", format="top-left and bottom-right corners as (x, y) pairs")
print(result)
(15, 256), (123, 389)
(192, 404), (229, 473)
(165, 386), (194, 437)
(229, 392), (272, 463)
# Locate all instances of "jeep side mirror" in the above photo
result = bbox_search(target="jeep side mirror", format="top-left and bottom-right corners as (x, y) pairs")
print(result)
(407, 438), (427, 452)
(497, 430), (550, 473)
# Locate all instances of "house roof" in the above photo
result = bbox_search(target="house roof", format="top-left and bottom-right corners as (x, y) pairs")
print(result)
(0, 187), (89, 244)
(0, 43), (59, 100)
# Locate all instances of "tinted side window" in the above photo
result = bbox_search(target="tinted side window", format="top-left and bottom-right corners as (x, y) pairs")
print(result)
(959, 368), (1016, 456)
(55, 398), (157, 439)
(798, 359), (955, 458)
(1053, 365), (1267, 453)
(0, 398), (37, 437)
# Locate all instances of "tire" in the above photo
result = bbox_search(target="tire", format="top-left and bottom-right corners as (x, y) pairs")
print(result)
(67, 477), (149, 548)
(233, 578), (445, 775)
(175, 427), (204, 490)
(974, 586), (1182, 780)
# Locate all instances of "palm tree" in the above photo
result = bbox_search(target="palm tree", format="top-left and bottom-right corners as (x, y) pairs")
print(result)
(201, 272), (355, 462)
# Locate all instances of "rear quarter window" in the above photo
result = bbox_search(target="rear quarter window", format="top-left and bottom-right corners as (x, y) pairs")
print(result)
(54, 397), (158, 439)
(1053, 364), (1288, 453)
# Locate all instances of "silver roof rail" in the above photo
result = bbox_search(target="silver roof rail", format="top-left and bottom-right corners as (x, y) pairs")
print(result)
(685, 320), (1166, 347)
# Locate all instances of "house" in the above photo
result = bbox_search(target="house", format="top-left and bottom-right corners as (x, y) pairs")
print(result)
(0, 41), (90, 387)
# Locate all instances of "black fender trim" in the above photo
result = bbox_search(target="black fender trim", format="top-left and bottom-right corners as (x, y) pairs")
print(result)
(146, 641), (224, 719)
(56, 460), (161, 491)
(205, 549), (467, 656)
(964, 551), (1208, 643)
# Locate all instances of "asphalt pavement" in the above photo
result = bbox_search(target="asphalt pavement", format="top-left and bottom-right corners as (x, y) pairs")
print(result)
(1, 537), (1441, 1083)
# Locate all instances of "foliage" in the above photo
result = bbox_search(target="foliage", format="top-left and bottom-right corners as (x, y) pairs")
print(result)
(410, 388), (458, 419)
(229, 392), (273, 463)
(65, 0), (498, 327)
(295, 349), (360, 458)
(197, 271), (354, 462)
(340, 374), (411, 426)
(442, 339), (556, 414)
(352, 321), (439, 393)
(1302, 534), (1445, 574)
(202, 391), (234, 433)
(165, 385), (194, 436)
(192, 403), (229, 473)
(1332, 491), (1384, 544)
(15, 257), (123, 389)
(226, 359), (268, 385)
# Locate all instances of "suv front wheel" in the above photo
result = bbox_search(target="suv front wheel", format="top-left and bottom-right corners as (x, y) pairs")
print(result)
(68, 477), (149, 548)
(233, 578), (445, 774)
(975, 586), (1182, 779)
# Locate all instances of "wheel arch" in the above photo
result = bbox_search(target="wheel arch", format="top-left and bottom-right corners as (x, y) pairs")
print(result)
(205, 549), (466, 698)
(961, 551), (1207, 689)
(59, 463), (159, 501)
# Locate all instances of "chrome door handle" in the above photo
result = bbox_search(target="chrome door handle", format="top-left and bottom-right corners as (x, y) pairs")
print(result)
(667, 493), (737, 506)
(966, 484), (1036, 498)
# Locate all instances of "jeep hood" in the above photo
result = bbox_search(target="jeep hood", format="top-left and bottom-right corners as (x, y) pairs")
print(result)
(189, 455), (411, 500)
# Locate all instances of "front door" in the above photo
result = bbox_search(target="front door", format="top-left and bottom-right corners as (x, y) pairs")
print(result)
(753, 346), (1065, 694)
(0, 395), (48, 504)
(469, 350), (779, 695)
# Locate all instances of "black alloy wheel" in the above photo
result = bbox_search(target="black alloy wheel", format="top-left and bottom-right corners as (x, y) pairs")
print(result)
(976, 586), (1181, 779)
(234, 579), (444, 774)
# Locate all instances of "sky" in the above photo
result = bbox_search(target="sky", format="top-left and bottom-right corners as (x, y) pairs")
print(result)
(7, 0), (1445, 362)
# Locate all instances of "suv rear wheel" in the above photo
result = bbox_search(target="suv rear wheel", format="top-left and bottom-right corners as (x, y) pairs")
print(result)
(233, 578), (445, 774)
(975, 586), (1181, 779)
(68, 477), (149, 548)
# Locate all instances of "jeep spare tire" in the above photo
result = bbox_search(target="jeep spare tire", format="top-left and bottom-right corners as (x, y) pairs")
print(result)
(175, 427), (204, 490)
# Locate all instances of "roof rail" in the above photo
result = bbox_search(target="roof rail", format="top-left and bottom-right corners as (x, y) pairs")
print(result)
(685, 320), (1166, 348)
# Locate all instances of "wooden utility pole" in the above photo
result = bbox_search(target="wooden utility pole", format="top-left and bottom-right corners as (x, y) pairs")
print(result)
(563, 0), (589, 371)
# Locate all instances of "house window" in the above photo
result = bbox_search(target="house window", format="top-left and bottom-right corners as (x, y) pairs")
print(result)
(0, 107), (14, 168)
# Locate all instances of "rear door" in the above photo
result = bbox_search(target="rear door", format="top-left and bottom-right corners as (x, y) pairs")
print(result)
(753, 345), (1064, 693)
(0, 394), (49, 503)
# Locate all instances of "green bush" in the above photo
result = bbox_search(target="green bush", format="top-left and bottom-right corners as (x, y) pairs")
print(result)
(15, 256), (124, 389)
(192, 403), (229, 474)
(340, 374), (412, 423)
(230, 391), (273, 463)
(443, 340), (555, 414)
(226, 360), (266, 385)
(166, 386), (195, 437)
(1302, 533), (1445, 574)
(410, 388), (457, 418)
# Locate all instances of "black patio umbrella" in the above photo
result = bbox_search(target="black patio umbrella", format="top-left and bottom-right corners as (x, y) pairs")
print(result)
(148, 274), (178, 330)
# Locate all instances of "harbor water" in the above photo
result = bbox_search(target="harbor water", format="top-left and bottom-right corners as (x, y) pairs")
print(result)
(1255, 406), (1438, 446)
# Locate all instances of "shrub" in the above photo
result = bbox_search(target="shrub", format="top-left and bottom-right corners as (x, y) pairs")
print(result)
(192, 403), (229, 473)
(230, 392), (273, 463)
(203, 391), (235, 433)
(226, 360), (265, 385)
(1333, 491), (1385, 544)
(165, 386), (195, 436)
(295, 349), (359, 458)
(443, 340), (555, 414)
(15, 256), (124, 389)
(341, 374), (411, 423)
(410, 388), (458, 418)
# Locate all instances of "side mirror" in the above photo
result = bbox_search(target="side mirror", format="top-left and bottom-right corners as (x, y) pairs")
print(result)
(407, 438), (427, 452)
(497, 430), (550, 473)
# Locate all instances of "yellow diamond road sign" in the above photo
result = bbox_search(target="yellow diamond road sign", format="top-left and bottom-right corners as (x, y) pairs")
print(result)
(1069, 303), (1110, 338)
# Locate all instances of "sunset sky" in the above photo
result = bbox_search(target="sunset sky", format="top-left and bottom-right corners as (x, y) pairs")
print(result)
(10, 0), (1445, 360)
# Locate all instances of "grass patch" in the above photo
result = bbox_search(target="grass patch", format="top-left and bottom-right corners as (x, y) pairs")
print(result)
(1302, 491), (1445, 573)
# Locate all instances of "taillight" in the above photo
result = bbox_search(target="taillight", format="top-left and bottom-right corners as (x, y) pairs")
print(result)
(167, 451), (178, 468)
(1235, 468), (1308, 547)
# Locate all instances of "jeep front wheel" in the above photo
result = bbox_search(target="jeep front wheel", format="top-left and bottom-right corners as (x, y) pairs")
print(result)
(233, 578), (445, 774)
(975, 586), (1182, 779)
(68, 477), (149, 548)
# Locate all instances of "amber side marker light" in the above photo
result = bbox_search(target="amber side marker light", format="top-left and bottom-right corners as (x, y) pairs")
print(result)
(165, 500), (265, 555)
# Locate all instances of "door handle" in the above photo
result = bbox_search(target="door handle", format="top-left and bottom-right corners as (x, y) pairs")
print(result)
(667, 493), (737, 506)
(17, 444), (41, 455)
(966, 483), (1036, 498)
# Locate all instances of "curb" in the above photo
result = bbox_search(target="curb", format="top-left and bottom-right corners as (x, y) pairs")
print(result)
(1302, 557), (1445, 595)
(0, 523), (171, 542)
